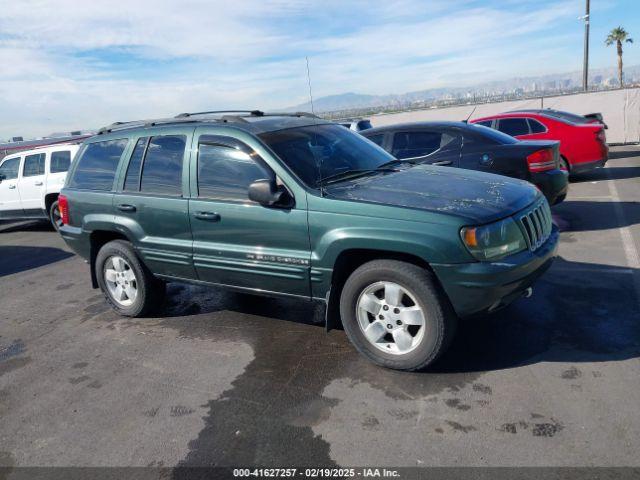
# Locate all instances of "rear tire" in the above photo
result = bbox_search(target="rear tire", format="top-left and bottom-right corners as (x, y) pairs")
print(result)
(49, 200), (62, 231)
(95, 240), (165, 317)
(339, 260), (457, 371)
(559, 156), (570, 173)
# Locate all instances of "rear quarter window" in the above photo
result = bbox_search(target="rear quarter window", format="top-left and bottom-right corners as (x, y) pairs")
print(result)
(50, 150), (72, 173)
(68, 139), (128, 191)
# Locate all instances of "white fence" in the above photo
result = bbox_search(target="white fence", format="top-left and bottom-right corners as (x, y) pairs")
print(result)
(370, 87), (640, 145)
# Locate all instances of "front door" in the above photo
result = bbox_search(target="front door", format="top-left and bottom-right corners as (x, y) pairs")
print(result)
(18, 152), (46, 213)
(0, 156), (22, 217)
(189, 132), (311, 297)
(113, 131), (196, 279)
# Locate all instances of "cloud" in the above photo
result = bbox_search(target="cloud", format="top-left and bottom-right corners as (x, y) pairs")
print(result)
(0, 0), (598, 137)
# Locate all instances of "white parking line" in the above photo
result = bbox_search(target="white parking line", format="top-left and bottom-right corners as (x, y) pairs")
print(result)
(606, 171), (640, 313)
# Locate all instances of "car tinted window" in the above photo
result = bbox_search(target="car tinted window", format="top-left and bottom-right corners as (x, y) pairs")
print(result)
(23, 153), (45, 177)
(392, 131), (442, 159)
(198, 143), (271, 201)
(467, 124), (519, 144)
(366, 134), (385, 147)
(69, 139), (128, 191)
(475, 120), (492, 128)
(259, 124), (395, 188)
(124, 137), (148, 191)
(528, 118), (546, 133)
(50, 150), (71, 173)
(497, 118), (530, 136)
(140, 135), (185, 196)
(0, 157), (20, 180)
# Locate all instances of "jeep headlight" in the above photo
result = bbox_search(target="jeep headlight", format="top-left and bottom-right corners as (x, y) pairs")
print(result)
(461, 217), (527, 261)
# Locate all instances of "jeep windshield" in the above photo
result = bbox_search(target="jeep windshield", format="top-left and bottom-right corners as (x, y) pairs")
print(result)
(259, 124), (399, 188)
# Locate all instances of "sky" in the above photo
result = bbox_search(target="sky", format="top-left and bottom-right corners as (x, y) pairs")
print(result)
(1, 0), (638, 138)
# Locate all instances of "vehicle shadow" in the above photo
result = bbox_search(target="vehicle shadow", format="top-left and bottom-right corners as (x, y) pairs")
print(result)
(433, 256), (640, 373)
(156, 256), (639, 374)
(607, 148), (640, 160)
(552, 200), (640, 232)
(0, 220), (53, 233)
(0, 245), (74, 277)
(570, 165), (640, 183)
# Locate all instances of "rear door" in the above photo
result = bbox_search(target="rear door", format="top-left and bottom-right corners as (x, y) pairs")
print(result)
(18, 152), (46, 213)
(390, 130), (461, 166)
(189, 130), (311, 297)
(114, 129), (196, 279)
(0, 156), (23, 217)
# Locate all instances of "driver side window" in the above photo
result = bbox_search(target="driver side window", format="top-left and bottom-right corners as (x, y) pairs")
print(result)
(197, 140), (271, 201)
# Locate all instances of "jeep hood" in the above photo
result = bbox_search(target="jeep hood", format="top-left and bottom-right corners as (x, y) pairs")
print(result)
(325, 165), (539, 224)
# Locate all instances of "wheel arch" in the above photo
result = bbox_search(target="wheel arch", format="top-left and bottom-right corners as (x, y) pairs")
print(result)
(44, 192), (59, 213)
(89, 230), (132, 288)
(325, 248), (440, 331)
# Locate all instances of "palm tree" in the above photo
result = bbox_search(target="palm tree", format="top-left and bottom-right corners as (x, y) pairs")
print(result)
(605, 27), (633, 87)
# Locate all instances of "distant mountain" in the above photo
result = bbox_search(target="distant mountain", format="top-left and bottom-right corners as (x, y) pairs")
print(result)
(285, 64), (640, 113)
(286, 92), (398, 113)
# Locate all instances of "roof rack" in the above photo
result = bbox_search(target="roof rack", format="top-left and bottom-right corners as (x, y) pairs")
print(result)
(96, 117), (200, 135)
(97, 110), (321, 135)
(175, 110), (265, 118)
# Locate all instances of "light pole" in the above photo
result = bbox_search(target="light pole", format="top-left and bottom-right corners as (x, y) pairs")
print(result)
(580, 0), (590, 91)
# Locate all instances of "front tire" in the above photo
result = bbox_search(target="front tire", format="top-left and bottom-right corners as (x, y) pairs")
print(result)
(339, 260), (456, 371)
(95, 240), (165, 317)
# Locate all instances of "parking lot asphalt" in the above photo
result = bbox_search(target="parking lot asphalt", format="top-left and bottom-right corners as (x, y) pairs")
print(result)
(0, 145), (639, 470)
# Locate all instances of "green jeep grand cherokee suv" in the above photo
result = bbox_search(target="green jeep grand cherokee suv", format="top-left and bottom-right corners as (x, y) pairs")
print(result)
(58, 111), (558, 371)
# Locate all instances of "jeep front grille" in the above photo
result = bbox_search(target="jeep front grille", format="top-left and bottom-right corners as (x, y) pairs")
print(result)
(519, 201), (552, 251)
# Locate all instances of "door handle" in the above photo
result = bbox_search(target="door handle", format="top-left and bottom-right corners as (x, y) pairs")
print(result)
(8, 184), (16, 189)
(34, 181), (43, 186)
(432, 160), (452, 166)
(117, 204), (136, 212)
(194, 211), (221, 222)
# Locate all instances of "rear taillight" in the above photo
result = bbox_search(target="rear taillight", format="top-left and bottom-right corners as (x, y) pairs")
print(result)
(596, 128), (606, 144)
(527, 149), (555, 173)
(58, 194), (69, 225)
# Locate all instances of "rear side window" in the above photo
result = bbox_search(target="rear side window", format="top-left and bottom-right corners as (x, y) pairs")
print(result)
(197, 143), (270, 201)
(23, 153), (45, 177)
(366, 134), (385, 147)
(0, 157), (20, 180)
(497, 118), (530, 137)
(392, 131), (442, 159)
(475, 120), (492, 128)
(139, 135), (185, 196)
(69, 139), (128, 191)
(124, 137), (148, 191)
(50, 151), (71, 173)
(528, 118), (546, 133)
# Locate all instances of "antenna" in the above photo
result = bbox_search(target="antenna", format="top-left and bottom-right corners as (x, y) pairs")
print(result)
(305, 56), (316, 115)
(306, 56), (324, 197)
(464, 105), (477, 123)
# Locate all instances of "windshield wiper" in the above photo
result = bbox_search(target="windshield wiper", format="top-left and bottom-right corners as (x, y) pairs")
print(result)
(377, 158), (416, 168)
(318, 167), (398, 186)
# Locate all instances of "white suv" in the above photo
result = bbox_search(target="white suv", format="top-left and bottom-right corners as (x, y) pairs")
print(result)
(0, 143), (80, 230)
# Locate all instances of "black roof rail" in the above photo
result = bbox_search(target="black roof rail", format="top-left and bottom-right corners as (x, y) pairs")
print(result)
(97, 117), (203, 135)
(175, 110), (264, 118)
(174, 110), (320, 120)
(97, 110), (322, 135)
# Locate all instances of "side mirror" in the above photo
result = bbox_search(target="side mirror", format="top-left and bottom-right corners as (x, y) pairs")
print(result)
(248, 179), (291, 207)
(0, 174), (5, 183)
